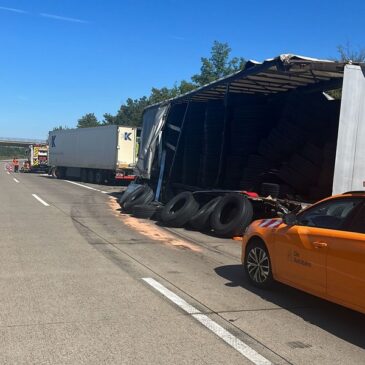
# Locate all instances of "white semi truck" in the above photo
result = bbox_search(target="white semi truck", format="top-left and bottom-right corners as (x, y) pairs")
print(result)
(48, 125), (138, 184)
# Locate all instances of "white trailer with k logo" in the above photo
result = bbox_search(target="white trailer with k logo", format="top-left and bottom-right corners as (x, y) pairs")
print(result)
(48, 125), (138, 184)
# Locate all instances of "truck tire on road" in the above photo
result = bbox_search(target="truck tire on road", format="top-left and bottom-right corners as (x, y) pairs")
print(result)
(132, 204), (159, 219)
(189, 196), (222, 231)
(210, 194), (253, 237)
(160, 192), (199, 227)
(122, 186), (154, 213)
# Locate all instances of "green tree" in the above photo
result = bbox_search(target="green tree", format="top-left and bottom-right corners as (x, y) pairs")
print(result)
(178, 80), (197, 94)
(77, 113), (100, 128)
(0, 146), (27, 159)
(95, 41), (246, 127)
(103, 97), (150, 127)
(191, 41), (246, 86)
(149, 86), (178, 105)
(148, 80), (197, 105)
(52, 125), (69, 131)
(102, 113), (116, 125)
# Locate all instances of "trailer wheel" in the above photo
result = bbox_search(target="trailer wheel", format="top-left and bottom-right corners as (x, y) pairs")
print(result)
(210, 194), (253, 237)
(189, 196), (222, 231)
(160, 192), (199, 227)
(54, 167), (65, 179)
(122, 186), (154, 213)
(81, 169), (88, 183)
(87, 169), (95, 184)
(95, 170), (104, 185)
(50, 167), (57, 179)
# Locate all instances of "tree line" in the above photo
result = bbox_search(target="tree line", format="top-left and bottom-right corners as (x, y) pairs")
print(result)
(54, 42), (364, 130)
(0, 146), (27, 159)
(53, 41), (245, 130)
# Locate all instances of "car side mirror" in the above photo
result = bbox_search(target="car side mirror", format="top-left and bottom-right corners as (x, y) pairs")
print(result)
(283, 213), (297, 226)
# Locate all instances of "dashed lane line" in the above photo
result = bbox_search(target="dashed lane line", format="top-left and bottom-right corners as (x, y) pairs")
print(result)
(142, 277), (272, 365)
(32, 194), (50, 207)
(13, 178), (20, 183)
(65, 180), (108, 194)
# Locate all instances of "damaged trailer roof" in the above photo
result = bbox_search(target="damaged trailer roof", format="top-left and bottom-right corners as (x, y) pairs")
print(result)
(145, 54), (361, 109)
(136, 54), (364, 180)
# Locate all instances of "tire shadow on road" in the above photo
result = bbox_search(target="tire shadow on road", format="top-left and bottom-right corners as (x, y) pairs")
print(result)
(215, 264), (365, 349)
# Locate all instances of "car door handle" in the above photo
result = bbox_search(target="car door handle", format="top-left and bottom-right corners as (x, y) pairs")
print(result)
(313, 241), (328, 248)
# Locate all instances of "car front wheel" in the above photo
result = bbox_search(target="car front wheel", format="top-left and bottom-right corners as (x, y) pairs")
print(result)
(244, 240), (273, 288)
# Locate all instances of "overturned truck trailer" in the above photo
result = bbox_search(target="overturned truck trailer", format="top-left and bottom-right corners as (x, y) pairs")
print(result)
(136, 55), (365, 208)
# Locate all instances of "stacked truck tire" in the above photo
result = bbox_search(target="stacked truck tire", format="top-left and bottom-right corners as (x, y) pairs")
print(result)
(119, 187), (254, 238)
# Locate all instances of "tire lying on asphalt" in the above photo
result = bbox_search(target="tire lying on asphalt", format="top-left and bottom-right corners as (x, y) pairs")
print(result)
(122, 185), (154, 213)
(210, 193), (253, 237)
(131, 202), (164, 220)
(189, 196), (223, 231)
(160, 192), (199, 227)
(151, 203), (165, 221)
(118, 184), (143, 207)
(244, 239), (273, 288)
(132, 204), (159, 219)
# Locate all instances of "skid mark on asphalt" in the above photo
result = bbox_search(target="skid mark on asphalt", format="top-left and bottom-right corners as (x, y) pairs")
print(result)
(143, 277), (272, 365)
(107, 197), (202, 252)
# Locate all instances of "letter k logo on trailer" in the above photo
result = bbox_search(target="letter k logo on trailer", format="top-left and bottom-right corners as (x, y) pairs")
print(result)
(124, 132), (132, 141)
(51, 135), (56, 147)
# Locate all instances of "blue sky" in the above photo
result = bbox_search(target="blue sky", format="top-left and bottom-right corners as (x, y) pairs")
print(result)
(0, 0), (364, 139)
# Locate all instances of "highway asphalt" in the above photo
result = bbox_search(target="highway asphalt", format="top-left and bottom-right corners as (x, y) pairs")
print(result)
(1, 164), (365, 364)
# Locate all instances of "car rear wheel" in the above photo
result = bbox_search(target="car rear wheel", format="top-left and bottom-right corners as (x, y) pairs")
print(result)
(244, 240), (273, 288)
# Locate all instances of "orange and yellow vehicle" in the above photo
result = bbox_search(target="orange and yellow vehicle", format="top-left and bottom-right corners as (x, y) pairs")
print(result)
(242, 191), (365, 314)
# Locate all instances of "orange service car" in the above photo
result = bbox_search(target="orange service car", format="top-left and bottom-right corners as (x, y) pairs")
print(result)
(241, 191), (365, 314)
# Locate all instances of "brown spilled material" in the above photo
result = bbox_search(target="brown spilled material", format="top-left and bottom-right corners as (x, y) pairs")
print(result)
(108, 197), (202, 252)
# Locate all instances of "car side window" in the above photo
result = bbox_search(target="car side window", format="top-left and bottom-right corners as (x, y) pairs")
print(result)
(297, 198), (363, 230)
(345, 204), (365, 234)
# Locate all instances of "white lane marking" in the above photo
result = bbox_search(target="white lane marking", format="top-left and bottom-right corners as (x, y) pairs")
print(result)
(13, 178), (20, 183)
(65, 180), (108, 194)
(143, 277), (199, 314)
(142, 277), (272, 365)
(6, 171), (10, 175)
(32, 194), (50, 207)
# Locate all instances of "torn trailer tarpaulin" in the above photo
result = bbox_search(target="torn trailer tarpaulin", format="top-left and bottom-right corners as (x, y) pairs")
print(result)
(135, 104), (169, 179)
